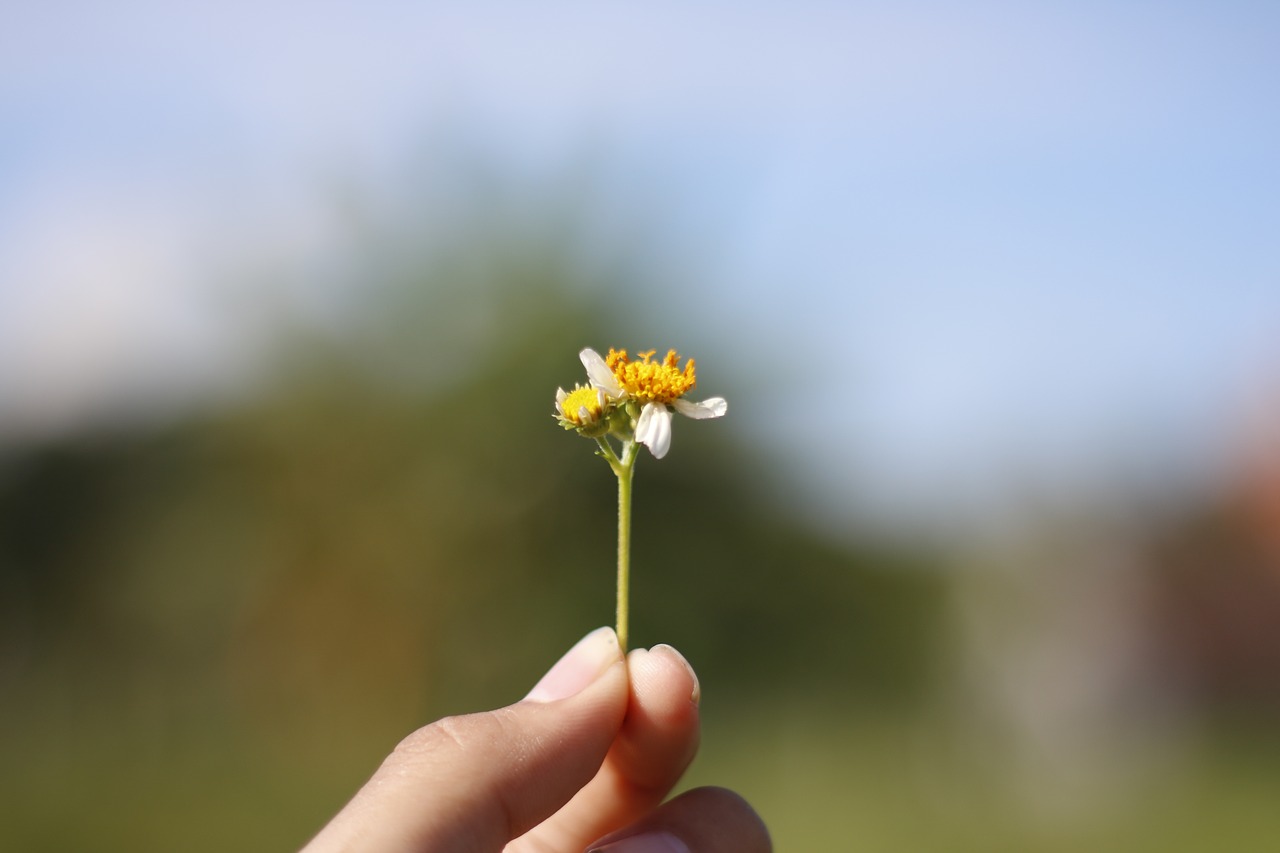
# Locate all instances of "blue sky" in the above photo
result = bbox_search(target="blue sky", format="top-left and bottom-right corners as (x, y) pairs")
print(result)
(3, 1), (1278, 529)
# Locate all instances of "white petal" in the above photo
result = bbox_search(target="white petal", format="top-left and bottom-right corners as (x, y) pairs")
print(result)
(634, 403), (673, 459)
(580, 348), (623, 397)
(554, 387), (567, 415)
(672, 396), (728, 419)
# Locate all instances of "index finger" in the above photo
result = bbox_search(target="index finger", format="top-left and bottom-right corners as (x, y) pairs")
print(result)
(304, 627), (628, 852)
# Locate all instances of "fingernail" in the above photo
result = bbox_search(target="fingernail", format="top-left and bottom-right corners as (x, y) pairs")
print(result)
(651, 644), (701, 706)
(525, 627), (620, 703)
(589, 831), (691, 853)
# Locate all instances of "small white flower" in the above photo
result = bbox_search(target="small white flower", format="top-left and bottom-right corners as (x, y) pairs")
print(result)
(579, 346), (727, 459)
(554, 384), (608, 427)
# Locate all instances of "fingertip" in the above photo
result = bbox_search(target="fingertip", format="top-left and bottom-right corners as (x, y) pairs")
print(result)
(588, 786), (772, 853)
(648, 644), (701, 707)
(628, 644), (700, 709)
(525, 626), (623, 703)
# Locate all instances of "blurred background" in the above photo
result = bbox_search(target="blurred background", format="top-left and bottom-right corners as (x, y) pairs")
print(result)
(3, 1), (1280, 849)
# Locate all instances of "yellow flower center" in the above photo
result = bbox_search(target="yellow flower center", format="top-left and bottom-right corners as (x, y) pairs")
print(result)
(606, 348), (697, 405)
(561, 385), (604, 424)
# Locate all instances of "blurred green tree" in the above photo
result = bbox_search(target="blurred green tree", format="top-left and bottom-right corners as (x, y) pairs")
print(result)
(0, 191), (946, 851)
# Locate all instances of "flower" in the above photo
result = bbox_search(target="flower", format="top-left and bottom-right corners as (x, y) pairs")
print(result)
(579, 347), (727, 458)
(553, 383), (612, 437)
(552, 345), (731, 650)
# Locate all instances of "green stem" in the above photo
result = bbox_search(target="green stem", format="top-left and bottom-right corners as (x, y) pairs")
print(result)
(594, 436), (621, 467)
(615, 444), (635, 651)
(598, 437), (639, 651)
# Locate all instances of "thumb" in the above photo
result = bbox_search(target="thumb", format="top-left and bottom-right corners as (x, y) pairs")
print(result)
(304, 628), (628, 853)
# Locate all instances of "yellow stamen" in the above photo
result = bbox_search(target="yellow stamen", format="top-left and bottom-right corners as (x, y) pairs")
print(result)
(561, 385), (604, 424)
(605, 348), (697, 405)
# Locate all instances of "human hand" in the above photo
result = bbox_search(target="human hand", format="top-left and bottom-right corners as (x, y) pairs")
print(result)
(302, 627), (770, 852)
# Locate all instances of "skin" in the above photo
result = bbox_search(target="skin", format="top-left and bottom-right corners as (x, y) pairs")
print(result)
(303, 628), (771, 853)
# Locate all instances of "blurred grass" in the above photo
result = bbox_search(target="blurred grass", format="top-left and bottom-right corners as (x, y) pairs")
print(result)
(686, 706), (1280, 852)
(4, 692), (1279, 851)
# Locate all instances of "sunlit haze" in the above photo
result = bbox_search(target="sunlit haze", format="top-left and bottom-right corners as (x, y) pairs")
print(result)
(4, 0), (1279, 530)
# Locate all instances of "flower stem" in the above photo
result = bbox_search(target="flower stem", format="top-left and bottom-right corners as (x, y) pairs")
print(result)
(615, 445), (636, 651)
(598, 437), (639, 651)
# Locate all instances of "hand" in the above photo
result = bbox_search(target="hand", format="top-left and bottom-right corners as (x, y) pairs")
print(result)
(303, 627), (770, 852)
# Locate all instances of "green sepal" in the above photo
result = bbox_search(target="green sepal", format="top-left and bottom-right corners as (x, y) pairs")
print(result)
(557, 415), (613, 439)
